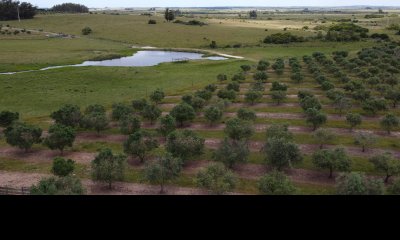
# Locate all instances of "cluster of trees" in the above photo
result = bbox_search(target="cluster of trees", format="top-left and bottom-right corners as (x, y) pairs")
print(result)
(164, 8), (175, 22)
(325, 23), (369, 42)
(30, 157), (85, 195)
(264, 32), (305, 44)
(289, 57), (304, 84)
(0, 0), (36, 21)
(51, 3), (89, 13)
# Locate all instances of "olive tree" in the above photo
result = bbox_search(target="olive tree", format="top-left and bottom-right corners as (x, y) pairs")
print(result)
(52, 157), (75, 177)
(237, 108), (257, 122)
(166, 130), (205, 163)
(258, 171), (296, 195)
(50, 104), (81, 127)
(44, 124), (76, 155)
(369, 152), (400, 183)
(336, 172), (384, 195)
(354, 132), (377, 152)
(263, 137), (303, 171)
(123, 131), (159, 163)
(143, 153), (183, 194)
(142, 104), (162, 125)
(91, 148), (126, 189)
(224, 118), (254, 141)
(380, 113), (399, 135)
(196, 163), (237, 195)
(312, 128), (336, 148)
(30, 176), (85, 195)
(0, 111), (19, 127)
(312, 148), (352, 178)
(245, 90), (263, 105)
(346, 113), (362, 131)
(149, 88), (165, 104)
(157, 114), (176, 138)
(120, 115), (141, 135)
(204, 106), (223, 126)
(271, 91), (287, 105)
(170, 103), (196, 127)
(4, 122), (42, 152)
(111, 103), (133, 121)
(80, 105), (108, 134)
(306, 108), (327, 130)
(213, 138), (249, 168)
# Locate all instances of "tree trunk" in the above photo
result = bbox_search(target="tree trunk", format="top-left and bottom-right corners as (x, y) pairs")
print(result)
(329, 168), (333, 179)
(320, 144), (323, 149)
(109, 180), (112, 190)
(60, 148), (64, 156)
(362, 145), (366, 152)
(160, 182), (165, 194)
(385, 174), (390, 183)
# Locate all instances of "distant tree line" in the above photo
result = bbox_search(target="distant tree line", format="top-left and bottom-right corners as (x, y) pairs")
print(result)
(51, 3), (89, 13)
(0, 0), (36, 21)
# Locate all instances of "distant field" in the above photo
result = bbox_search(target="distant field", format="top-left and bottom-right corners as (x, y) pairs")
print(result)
(1, 14), (271, 48)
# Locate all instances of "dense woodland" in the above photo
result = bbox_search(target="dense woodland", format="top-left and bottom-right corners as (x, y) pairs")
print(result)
(0, 0), (36, 21)
(51, 3), (89, 13)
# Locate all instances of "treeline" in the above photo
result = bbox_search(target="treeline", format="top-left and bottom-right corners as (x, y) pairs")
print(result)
(0, 0), (36, 21)
(51, 3), (88, 13)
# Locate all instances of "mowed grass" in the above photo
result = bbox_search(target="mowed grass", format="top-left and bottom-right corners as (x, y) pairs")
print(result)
(0, 59), (248, 120)
(0, 37), (133, 72)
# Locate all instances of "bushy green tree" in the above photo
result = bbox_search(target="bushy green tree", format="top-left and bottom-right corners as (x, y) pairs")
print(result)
(142, 104), (162, 125)
(196, 163), (237, 195)
(91, 148), (126, 189)
(170, 103), (196, 127)
(119, 115), (141, 135)
(166, 130), (204, 163)
(4, 122), (42, 152)
(44, 124), (76, 154)
(312, 148), (351, 178)
(111, 103), (133, 121)
(143, 153), (183, 194)
(213, 138), (249, 168)
(123, 131), (159, 163)
(30, 176), (85, 195)
(306, 108), (327, 130)
(312, 128), (336, 149)
(263, 137), (302, 171)
(354, 132), (377, 152)
(258, 171), (296, 195)
(336, 172), (384, 195)
(271, 91), (287, 105)
(132, 98), (148, 112)
(237, 108), (257, 122)
(51, 104), (81, 127)
(224, 118), (254, 141)
(369, 152), (400, 183)
(157, 114), (176, 138)
(0, 111), (19, 127)
(150, 88), (165, 104)
(346, 113), (362, 131)
(204, 106), (223, 126)
(52, 157), (75, 177)
(380, 113), (399, 135)
(245, 90), (263, 105)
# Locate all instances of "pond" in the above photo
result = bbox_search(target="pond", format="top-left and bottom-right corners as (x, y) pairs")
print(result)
(0, 51), (228, 75)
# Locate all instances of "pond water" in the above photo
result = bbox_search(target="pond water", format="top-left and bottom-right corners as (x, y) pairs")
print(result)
(0, 51), (228, 75)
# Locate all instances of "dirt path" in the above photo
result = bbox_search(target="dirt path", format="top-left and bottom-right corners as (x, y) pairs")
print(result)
(203, 138), (400, 157)
(0, 171), (213, 195)
(0, 147), (95, 164)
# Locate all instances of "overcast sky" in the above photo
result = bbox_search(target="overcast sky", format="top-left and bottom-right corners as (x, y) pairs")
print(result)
(28, 1), (400, 8)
